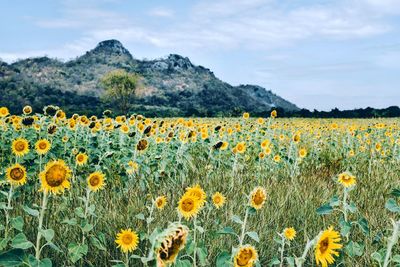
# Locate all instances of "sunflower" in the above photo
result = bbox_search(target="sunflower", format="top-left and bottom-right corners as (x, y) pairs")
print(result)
(299, 148), (307, 158)
(40, 160), (72, 194)
(242, 112), (250, 119)
(23, 105), (32, 115)
(185, 184), (206, 207)
(270, 110), (277, 118)
(177, 194), (201, 220)
(283, 227), (296, 241)
(156, 223), (189, 267)
(337, 172), (356, 188)
(249, 186), (267, 210)
(212, 192), (226, 209)
(6, 163), (27, 186)
(11, 138), (30, 157)
(235, 142), (246, 154)
(35, 139), (51, 155)
(315, 227), (342, 267)
(233, 245), (258, 267)
(115, 229), (139, 253)
(76, 153), (88, 166)
(87, 171), (106, 192)
(155, 196), (167, 210)
(136, 139), (148, 151)
(273, 155), (281, 163)
(0, 107), (9, 117)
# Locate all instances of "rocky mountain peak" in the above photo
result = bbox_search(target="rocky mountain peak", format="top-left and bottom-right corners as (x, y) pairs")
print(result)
(91, 39), (132, 58)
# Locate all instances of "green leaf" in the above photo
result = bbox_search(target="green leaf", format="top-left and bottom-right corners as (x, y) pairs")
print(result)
(339, 216), (351, 237)
(81, 223), (93, 233)
(0, 237), (10, 251)
(345, 241), (364, 257)
(391, 189), (400, 198)
(27, 255), (53, 267)
(175, 259), (192, 267)
(22, 205), (39, 217)
(358, 217), (370, 236)
(371, 251), (383, 263)
(11, 216), (23, 231)
(196, 247), (208, 266)
(329, 195), (340, 207)
(232, 215), (243, 224)
(346, 202), (357, 213)
(74, 207), (85, 218)
(216, 251), (231, 267)
(196, 225), (205, 234)
(286, 257), (295, 267)
(269, 257), (280, 265)
(135, 213), (145, 220)
(0, 249), (25, 267)
(40, 229), (55, 243)
(62, 218), (77, 226)
(217, 227), (236, 236)
(385, 198), (400, 213)
(246, 231), (260, 243)
(392, 254), (400, 263)
(316, 204), (333, 215)
(68, 243), (88, 263)
(11, 233), (33, 250)
(90, 236), (106, 251)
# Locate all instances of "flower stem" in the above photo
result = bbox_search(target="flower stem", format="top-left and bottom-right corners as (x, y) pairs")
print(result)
(239, 208), (249, 246)
(193, 216), (197, 267)
(383, 219), (400, 267)
(35, 191), (48, 260)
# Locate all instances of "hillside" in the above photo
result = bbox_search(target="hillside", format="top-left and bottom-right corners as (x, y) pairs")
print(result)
(0, 40), (299, 116)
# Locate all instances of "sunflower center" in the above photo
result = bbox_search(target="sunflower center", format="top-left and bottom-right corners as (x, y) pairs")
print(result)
(89, 175), (100, 186)
(77, 155), (84, 161)
(236, 249), (253, 266)
(15, 141), (26, 152)
(45, 165), (67, 187)
(122, 234), (133, 245)
(39, 142), (47, 149)
(319, 238), (330, 254)
(253, 191), (264, 205)
(182, 198), (194, 212)
(10, 168), (24, 181)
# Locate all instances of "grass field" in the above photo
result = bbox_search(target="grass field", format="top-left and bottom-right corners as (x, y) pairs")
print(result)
(0, 106), (399, 267)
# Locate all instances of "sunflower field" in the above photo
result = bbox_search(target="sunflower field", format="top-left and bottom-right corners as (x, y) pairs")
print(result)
(0, 105), (399, 267)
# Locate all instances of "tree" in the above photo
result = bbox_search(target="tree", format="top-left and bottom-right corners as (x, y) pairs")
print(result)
(100, 70), (141, 114)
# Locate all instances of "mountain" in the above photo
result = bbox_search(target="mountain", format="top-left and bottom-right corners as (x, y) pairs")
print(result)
(0, 40), (299, 116)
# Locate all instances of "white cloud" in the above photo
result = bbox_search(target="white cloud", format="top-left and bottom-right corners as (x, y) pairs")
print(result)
(148, 7), (174, 18)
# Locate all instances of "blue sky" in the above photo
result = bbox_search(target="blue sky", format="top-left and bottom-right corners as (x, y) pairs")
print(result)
(1, 0), (400, 110)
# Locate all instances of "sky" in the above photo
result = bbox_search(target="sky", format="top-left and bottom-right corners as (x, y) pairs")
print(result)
(1, 0), (400, 111)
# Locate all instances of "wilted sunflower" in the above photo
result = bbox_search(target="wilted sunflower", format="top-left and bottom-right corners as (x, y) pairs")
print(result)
(76, 153), (88, 166)
(283, 227), (296, 241)
(12, 138), (30, 157)
(249, 186), (267, 210)
(115, 228), (139, 253)
(87, 171), (106, 192)
(35, 139), (51, 155)
(136, 139), (148, 151)
(6, 163), (27, 186)
(40, 160), (72, 194)
(315, 227), (342, 267)
(155, 223), (189, 267)
(155, 196), (167, 210)
(185, 184), (206, 207)
(212, 192), (226, 209)
(233, 245), (258, 267)
(177, 194), (201, 220)
(337, 172), (356, 188)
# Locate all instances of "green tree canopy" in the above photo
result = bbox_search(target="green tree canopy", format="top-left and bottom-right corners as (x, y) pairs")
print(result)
(100, 69), (141, 114)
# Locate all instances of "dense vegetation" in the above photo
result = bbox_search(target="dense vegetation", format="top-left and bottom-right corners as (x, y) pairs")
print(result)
(0, 107), (399, 267)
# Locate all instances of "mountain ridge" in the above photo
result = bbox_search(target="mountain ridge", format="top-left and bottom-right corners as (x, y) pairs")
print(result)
(0, 39), (299, 116)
